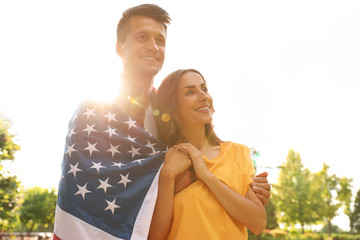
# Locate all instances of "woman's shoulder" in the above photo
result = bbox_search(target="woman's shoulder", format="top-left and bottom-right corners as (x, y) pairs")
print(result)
(222, 141), (253, 169)
(222, 141), (251, 154)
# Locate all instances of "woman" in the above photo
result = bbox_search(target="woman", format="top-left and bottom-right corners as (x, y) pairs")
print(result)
(149, 69), (266, 239)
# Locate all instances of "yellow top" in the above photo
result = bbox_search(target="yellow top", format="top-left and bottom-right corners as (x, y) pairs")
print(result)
(166, 142), (255, 240)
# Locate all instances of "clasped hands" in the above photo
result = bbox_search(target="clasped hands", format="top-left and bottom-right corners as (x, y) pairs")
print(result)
(164, 143), (271, 206)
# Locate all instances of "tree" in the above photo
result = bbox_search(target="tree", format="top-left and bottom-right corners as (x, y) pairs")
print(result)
(313, 163), (352, 237)
(19, 187), (57, 232)
(0, 173), (21, 230)
(350, 189), (360, 233)
(0, 116), (21, 231)
(272, 149), (320, 232)
(0, 117), (20, 161)
(265, 199), (278, 229)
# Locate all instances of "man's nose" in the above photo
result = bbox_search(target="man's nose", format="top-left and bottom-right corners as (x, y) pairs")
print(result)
(146, 38), (159, 52)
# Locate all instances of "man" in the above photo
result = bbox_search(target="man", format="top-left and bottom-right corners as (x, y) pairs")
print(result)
(53, 4), (270, 240)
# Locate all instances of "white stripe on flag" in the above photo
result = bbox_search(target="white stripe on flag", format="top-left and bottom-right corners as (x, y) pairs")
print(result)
(131, 165), (161, 240)
(54, 205), (124, 240)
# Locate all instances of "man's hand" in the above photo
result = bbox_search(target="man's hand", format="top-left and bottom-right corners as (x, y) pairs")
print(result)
(174, 168), (196, 193)
(251, 171), (271, 206)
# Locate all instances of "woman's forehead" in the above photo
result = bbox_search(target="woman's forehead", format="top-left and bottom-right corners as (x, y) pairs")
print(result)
(178, 72), (206, 87)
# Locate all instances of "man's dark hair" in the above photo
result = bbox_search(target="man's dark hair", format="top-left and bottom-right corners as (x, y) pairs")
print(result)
(116, 4), (171, 43)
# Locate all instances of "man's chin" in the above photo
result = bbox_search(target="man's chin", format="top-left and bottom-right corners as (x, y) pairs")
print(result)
(143, 67), (163, 77)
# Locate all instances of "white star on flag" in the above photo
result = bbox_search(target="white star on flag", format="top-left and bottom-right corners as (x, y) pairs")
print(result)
(148, 148), (160, 156)
(124, 116), (137, 130)
(126, 135), (137, 142)
(133, 158), (145, 165)
(83, 107), (96, 119)
(74, 182), (92, 200)
(107, 144), (120, 157)
(97, 178), (113, 194)
(84, 141), (99, 157)
(82, 124), (97, 136)
(104, 198), (120, 215)
(144, 129), (152, 137)
(128, 145), (141, 158)
(66, 143), (77, 158)
(118, 173), (132, 188)
(104, 126), (118, 138)
(67, 162), (82, 178)
(68, 127), (77, 139)
(70, 114), (78, 123)
(112, 162), (125, 168)
(104, 111), (117, 123)
(146, 140), (156, 149)
(90, 161), (105, 173)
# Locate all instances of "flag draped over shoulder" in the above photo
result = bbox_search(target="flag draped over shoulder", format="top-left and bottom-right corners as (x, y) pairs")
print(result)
(53, 100), (166, 240)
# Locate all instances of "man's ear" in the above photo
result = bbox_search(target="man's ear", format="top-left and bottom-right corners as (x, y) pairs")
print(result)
(116, 41), (123, 57)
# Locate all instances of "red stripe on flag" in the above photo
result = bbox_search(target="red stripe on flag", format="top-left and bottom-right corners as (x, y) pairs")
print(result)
(52, 233), (61, 240)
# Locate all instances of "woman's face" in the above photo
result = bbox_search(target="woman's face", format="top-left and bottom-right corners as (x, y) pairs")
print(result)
(174, 71), (213, 127)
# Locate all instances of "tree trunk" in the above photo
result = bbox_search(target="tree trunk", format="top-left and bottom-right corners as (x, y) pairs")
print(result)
(328, 220), (332, 237)
(301, 222), (305, 234)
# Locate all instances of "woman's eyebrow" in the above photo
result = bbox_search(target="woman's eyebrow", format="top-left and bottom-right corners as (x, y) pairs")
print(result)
(180, 85), (195, 91)
(180, 83), (206, 91)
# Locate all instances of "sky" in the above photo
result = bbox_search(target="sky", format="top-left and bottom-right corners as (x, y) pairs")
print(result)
(1, 0), (360, 230)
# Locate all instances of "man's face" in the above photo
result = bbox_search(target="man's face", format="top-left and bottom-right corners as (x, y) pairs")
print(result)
(117, 16), (166, 78)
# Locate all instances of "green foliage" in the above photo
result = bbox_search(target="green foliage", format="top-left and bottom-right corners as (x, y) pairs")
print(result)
(248, 228), (360, 240)
(350, 189), (360, 233)
(0, 173), (21, 231)
(301, 232), (323, 240)
(313, 164), (352, 236)
(273, 149), (320, 232)
(19, 187), (57, 232)
(330, 233), (360, 240)
(0, 117), (20, 162)
(320, 223), (343, 234)
(265, 199), (279, 229)
(0, 116), (21, 231)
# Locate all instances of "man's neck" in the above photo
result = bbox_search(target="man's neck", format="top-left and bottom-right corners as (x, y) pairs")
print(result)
(120, 72), (155, 109)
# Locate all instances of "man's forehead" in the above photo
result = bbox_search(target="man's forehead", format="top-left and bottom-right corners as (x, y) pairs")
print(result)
(127, 16), (166, 36)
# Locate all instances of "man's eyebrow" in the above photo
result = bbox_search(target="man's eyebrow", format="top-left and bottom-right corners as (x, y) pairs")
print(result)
(135, 31), (165, 37)
(135, 31), (148, 35)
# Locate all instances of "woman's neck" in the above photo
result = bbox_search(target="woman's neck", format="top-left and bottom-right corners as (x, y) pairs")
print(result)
(179, 123), (210, 152)
(179, 123), (221, 160)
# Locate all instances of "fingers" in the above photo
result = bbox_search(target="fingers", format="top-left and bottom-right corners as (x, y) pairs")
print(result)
(255, 171), (268, 178)
(175, 143), (202, 159)
(251, 181), (271, 192)
(255, 193), (269, 207)
(164, 148), (193, 175)
(251, 183), (271, 200)
(252, 176), (269, 184)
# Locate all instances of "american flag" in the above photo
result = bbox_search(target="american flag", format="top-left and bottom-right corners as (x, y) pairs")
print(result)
(53, 100), (166, 240)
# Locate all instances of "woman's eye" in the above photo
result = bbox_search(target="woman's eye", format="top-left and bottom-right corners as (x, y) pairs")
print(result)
(186, 90), (194, 95)
(202, 87), (208, 92)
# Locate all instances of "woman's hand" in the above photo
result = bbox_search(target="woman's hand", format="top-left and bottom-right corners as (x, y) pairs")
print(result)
(149, 147), (191, 240)
(162, 146), (192, 178)
(175, 143), (211, 182)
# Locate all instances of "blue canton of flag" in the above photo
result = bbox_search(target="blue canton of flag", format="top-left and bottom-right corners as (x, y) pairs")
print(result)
(53, 100), (167, 240)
